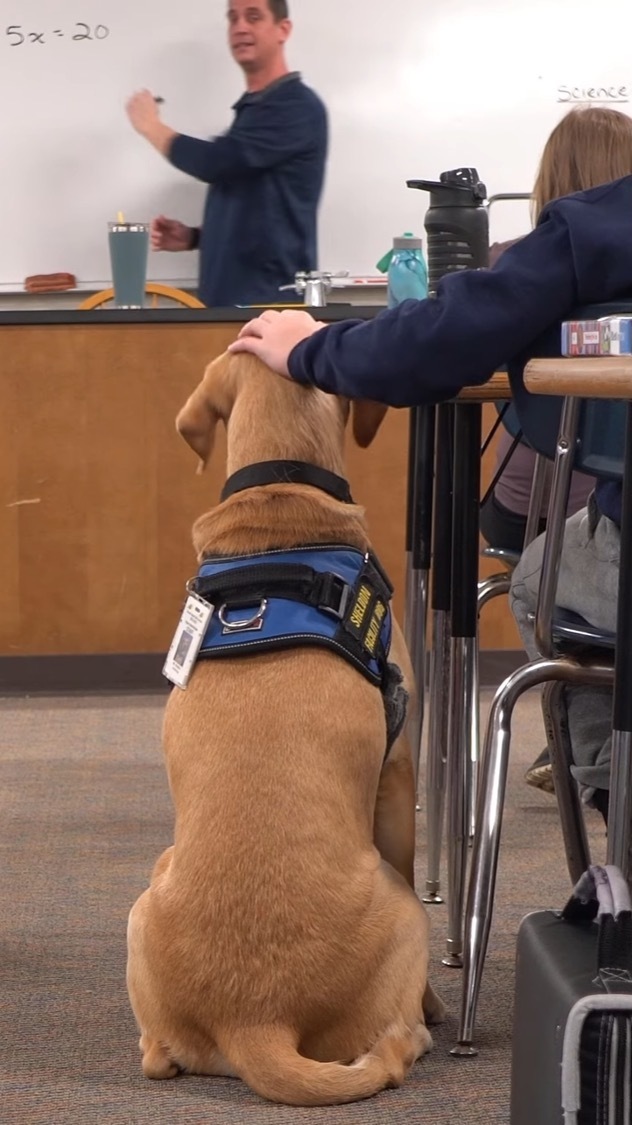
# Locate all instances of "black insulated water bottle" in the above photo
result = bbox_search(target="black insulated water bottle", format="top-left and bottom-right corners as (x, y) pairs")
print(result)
(407, 167), (489, 293)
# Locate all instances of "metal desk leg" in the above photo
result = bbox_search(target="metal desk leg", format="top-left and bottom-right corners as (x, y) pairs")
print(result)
(404, 407), (435, 791)
(469, 630), (481, 842)
(404, 411), (419, 666)
(443, 402), (481, 967)
(423, 404), (453, 905)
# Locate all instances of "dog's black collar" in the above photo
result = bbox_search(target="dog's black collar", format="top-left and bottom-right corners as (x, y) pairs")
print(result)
(221, 461), (354, 504)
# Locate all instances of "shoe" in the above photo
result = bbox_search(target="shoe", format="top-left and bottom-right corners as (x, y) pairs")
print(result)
(590, 788), (609, 828)
(524, 748), (555, 794)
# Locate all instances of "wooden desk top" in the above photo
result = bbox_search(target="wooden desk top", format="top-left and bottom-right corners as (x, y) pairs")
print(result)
(525, 356), (632, 398)
(457, 371), (510, 402)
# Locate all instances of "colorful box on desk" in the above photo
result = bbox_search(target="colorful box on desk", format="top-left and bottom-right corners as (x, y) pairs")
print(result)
(561, 319), (601, 355)
(561, 316), (632, 355)
(600, 316), (632, 354)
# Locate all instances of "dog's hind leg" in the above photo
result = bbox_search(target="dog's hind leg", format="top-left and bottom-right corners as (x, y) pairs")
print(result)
(127, 891), (239, 1082)
(373, 782), (447, 1031)
(373, 732), (416, 889)
(181, 1045), (240, 1079)
(139, 1034), (179, 1079)
(127, 890), (181, 1079)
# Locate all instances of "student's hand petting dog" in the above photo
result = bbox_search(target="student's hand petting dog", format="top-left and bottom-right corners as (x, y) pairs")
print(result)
(228, 308), (325, 376)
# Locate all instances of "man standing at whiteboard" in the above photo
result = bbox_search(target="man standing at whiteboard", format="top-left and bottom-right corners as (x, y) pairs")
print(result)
(125, 0), (327, 307)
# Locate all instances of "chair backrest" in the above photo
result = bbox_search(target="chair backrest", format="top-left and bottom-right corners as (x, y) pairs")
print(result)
(516, 302), (632, 658)
(77, 283), (205, 310)
(576, 398), (627, 478)
(509, 300), (632, 482)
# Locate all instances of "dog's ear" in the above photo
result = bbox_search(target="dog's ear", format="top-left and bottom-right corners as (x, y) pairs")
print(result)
(351, 401), (389, 448)
(176, 353), (239, 473)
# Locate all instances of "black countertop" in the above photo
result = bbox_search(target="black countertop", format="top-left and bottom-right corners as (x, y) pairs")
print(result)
(0, 306), (384, 327)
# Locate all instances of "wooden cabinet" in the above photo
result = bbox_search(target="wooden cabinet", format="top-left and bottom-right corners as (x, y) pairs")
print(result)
(0, 318), (520, 659)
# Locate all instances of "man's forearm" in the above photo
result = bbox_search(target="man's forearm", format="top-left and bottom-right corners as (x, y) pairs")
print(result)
(143, 121), (178, 158)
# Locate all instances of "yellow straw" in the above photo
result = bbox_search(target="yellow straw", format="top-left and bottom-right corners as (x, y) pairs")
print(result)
(117, 211), (125, 223)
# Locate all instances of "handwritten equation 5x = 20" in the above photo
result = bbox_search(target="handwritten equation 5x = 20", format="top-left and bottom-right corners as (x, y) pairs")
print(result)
(5, 23), (110, 47)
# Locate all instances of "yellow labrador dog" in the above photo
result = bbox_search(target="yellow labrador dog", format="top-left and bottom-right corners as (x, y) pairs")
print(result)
(126, 352), (444, 1106)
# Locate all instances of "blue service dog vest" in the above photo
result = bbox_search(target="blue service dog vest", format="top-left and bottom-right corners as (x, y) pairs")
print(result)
(187, 544), (408, 756)
(192, 544), (392, 685)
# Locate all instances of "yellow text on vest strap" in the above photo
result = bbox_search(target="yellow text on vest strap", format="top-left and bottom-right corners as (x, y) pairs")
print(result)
(364, 600), (387, 655)
(349, 583), (372, 630)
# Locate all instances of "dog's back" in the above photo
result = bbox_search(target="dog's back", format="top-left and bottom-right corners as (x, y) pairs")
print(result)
(158, 644), (392, 1006)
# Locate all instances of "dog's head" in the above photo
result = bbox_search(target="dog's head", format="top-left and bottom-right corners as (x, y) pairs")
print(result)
(176, 350), (387, 477)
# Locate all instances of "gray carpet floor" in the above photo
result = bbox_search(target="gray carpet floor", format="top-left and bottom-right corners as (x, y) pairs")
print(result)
(0, 689), (607, 1124)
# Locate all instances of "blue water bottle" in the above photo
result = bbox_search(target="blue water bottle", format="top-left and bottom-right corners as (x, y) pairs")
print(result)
(387, 233), (428, 308)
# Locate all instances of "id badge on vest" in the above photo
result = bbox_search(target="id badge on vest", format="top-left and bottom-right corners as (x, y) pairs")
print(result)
(163, 593), (214, 690)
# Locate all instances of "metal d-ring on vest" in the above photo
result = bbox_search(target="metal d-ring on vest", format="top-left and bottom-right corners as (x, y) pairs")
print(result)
(217, 599), (268, 635)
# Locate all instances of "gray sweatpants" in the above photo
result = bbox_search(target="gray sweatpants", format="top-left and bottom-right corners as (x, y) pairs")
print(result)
(509, 493), (619, 795)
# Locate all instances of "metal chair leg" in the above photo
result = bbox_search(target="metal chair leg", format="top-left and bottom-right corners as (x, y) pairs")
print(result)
(542, 678), (595, 884)
(451, 661), (536, 1054)
(477, 572), (512, 609)
(608, 729), (632, 881)
(467, 591), (517, 855)
(469, 574), (512, 837)
(453, 657), (615, 1056)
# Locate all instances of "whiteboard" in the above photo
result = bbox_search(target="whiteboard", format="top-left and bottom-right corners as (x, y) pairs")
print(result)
(2, 0), (632, 291)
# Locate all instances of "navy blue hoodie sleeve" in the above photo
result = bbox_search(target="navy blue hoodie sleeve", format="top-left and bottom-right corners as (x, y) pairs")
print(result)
(287, 208), (578, 406)
(168, 97), (321, 185)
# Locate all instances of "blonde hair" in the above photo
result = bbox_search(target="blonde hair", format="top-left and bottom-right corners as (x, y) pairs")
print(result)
(532, 106), (632, 223)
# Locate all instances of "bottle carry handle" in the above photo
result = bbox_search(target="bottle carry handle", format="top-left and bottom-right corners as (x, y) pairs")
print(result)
(561, 865), (632, 987)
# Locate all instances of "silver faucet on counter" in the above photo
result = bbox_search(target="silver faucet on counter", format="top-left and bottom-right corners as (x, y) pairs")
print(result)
(279, 270), (349, 308)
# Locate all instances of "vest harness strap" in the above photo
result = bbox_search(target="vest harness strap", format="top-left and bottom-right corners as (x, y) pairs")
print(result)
(186, 544), (408, 757)
(191, 544), (392, 687)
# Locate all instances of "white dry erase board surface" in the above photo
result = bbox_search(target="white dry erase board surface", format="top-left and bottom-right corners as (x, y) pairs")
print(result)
(2, 0), (632, 293)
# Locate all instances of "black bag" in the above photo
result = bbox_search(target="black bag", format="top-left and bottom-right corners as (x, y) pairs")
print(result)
(510, 865), (632, 1124)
